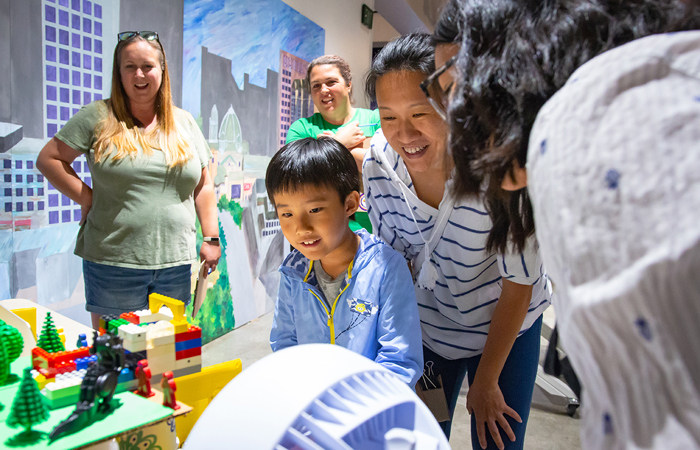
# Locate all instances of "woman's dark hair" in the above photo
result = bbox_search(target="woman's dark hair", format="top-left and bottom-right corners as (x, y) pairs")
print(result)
(365, 32), (435, 103)
(266, 137), (360, 206)
(438, 0), (700, 253)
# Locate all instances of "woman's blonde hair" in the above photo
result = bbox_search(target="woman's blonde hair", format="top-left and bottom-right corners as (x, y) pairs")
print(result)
(93, 36), (192, 167)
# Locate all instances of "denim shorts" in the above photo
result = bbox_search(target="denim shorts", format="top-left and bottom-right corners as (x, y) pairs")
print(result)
(83, 260), (192, 315)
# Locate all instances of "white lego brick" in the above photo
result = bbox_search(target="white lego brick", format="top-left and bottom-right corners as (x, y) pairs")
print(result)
(118, 323), (147, 342)
(136, 306), (174, 324)
(146, 321), (175, 348)
(158, 306), (174, 318)
(146, 342), (175, 375)
(123, 338), (147, 353)
(174, 355), (202, 371)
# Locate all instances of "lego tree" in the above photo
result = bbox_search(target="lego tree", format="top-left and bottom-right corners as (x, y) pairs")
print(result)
(6, 367), (50, 444)
(0, 318), (23, 386)
(37, 312), (65, 353)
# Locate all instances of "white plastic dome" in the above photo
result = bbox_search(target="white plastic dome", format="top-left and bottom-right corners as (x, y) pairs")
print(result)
(184, 344), (450, 450)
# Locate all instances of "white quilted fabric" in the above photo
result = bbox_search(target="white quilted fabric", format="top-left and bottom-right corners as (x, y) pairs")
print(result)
(528, 31), (700, 449)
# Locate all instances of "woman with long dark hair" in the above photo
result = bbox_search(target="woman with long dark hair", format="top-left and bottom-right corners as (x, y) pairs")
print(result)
(364, 33), (551, 449)
(429, 0), (700, 447)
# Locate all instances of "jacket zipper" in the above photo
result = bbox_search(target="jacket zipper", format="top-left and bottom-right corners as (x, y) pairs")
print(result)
(304, 260), (354, 345)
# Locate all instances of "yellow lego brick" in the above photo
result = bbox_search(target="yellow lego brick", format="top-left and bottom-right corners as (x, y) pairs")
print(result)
(11, 307), (37, 339)
(34, 373), (48, 390)
(173, 359), (243, 444)
(171, 318), (189, 334)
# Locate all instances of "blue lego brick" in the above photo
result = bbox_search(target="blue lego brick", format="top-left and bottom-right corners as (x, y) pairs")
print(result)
(175, 338), (202, 352)
(118, 367), (134, 383)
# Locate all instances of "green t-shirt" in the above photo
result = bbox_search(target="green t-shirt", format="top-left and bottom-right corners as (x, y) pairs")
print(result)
(55, 100), (212, 269)
(285, 108), (380, 143)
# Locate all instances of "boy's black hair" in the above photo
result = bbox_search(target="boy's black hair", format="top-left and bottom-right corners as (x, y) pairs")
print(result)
(266, 137), (360, 206)
(365, 32), (435, 103)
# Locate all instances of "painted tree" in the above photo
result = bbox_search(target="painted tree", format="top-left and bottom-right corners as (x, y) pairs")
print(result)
(6, 368), (50, 436)
(0, 318), (24, 386)
(37, 312), (65, 353)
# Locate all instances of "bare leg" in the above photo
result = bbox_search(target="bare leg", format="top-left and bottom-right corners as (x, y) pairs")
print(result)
(91, 312), (101, 330)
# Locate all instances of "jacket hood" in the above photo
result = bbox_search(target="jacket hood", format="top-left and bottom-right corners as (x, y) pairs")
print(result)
(279, 229), (384, 286)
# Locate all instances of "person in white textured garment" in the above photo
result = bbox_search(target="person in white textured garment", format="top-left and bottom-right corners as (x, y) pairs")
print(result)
(528, 32), (700, 449)
(430, 0), (700, 448)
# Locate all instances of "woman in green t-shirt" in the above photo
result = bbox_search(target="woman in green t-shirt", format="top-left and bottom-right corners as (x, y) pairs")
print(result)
(286, 55), (380, 231)
(36, 31), (220, 329)
(286, 55), (380, 172)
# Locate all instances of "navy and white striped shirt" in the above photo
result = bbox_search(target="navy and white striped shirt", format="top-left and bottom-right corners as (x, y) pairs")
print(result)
(363, 131), (551, 359)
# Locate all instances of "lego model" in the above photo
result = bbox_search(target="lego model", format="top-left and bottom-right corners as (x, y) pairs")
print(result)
(37, 311), (65, 353)
(49, 330), (126, 441)
(0, 318), (23, 386)
(135, 359), (154, 398)
(32, 346), (91, 379)
(160, 371), (179, 410)
(36, 295), (203, 410)
(5, 367), (51, 445)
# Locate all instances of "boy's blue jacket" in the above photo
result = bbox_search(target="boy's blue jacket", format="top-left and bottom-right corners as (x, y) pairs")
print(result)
(270, 229), (423, 387)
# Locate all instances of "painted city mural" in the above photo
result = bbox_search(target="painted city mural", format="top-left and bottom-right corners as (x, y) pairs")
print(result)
(0, 0), (325, 344)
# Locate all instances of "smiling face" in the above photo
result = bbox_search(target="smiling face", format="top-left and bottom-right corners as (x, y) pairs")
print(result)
(309, 64), (352, 121)
(118, 40), (163, 111)
(274, 184), (359, 272)
(375, 70), (449, 175)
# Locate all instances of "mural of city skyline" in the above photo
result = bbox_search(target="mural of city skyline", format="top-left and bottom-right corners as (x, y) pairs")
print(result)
(0, 0), (326, 343)
(183, 0), (325, 340)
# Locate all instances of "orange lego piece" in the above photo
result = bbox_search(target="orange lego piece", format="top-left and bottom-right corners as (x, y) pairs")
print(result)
(120, 312), (140, 325)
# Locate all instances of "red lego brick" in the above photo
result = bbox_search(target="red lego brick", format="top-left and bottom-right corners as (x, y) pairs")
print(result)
(175, 347), (201, 360)
(32, 347), (50, 372)
(120, 312), (140, 325)
(52, 348), (90, 366)
(56, 360), (76, 375)
(175, 326), (202, 343)
(99, 327), (106, 335)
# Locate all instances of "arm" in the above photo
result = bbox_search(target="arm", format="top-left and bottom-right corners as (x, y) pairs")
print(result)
(193, 167), (221, 276)
(269, 275), (297, 351)
(36, 137), (92, 224)
(375, 252), (423, 387)
(467, 278), (533, 450)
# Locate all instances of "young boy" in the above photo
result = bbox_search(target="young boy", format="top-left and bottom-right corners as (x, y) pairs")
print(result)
(266, 137), (423, 387)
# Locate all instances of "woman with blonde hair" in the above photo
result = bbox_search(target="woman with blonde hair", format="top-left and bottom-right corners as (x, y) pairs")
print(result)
(37, 31), (220, 329)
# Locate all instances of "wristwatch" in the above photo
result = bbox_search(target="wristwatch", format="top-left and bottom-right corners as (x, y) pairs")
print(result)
(203, 237), (220, 243)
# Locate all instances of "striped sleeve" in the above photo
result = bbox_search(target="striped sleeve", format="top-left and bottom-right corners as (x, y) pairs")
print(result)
(497, 235), (543, 285)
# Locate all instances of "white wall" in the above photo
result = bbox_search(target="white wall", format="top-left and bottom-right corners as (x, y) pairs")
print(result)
(373, 13), (400, 45)
(280, 0), (375, 108)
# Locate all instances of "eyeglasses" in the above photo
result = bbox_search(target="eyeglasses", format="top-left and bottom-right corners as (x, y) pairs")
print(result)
(420, 55), (456, 121)
(117, 31), (160, 43)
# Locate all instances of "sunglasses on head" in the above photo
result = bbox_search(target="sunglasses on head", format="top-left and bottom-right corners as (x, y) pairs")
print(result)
(117, 31), (160, 43)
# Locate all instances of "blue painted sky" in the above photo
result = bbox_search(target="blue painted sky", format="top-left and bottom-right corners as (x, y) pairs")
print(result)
(183, 0), (325, 118)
